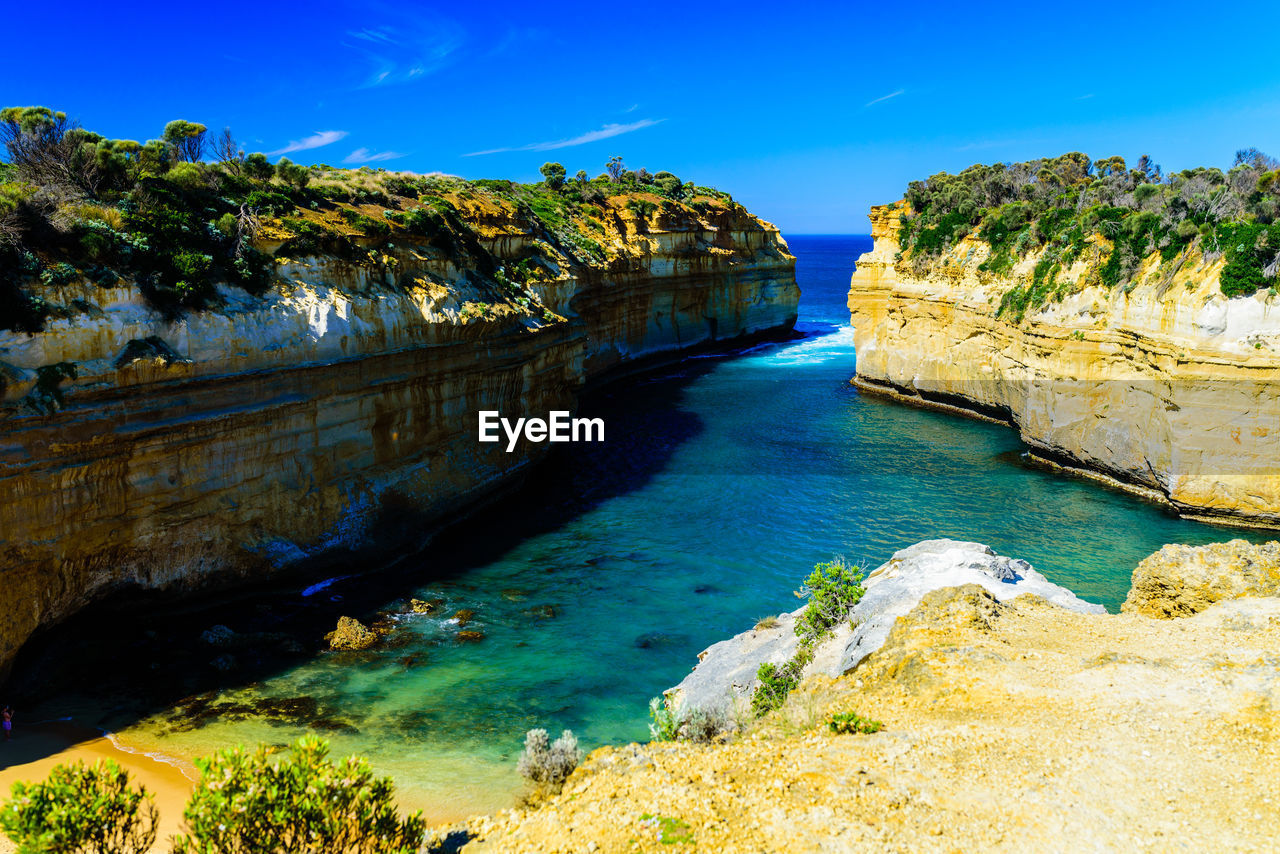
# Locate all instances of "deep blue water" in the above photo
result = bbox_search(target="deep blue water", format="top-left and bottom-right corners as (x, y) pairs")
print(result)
(113, 234), (1263, 819)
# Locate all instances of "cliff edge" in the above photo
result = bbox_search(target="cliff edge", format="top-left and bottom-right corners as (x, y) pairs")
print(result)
(457, 539), (1280, 853)
(0, 167), (798, 680)
(848, 156), (1280, 527)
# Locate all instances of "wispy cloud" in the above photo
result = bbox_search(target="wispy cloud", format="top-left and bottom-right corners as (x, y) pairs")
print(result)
(1075, 93), (1095, 100)
(864, 89), (905, 108)
(343, 13), (463, 88)
(464, 119), (665, 157)
(269, 130), (348, 156)
(343, 147), (407, 164)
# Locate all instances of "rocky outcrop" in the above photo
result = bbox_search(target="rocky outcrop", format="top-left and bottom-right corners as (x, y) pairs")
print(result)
(0, 195), (797, 680)
(324, 617), (378, 651)
(459, 542), (1280, 852)
(1122, 539), (1280, 617)
(848, 203), (1280, 526)
(669, 539), (1102, 716)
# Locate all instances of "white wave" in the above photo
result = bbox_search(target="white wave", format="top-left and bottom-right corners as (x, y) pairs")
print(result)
(101, 729), (200, 782)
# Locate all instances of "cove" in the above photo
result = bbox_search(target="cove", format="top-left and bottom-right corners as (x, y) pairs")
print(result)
(12, 235), (1267, 823)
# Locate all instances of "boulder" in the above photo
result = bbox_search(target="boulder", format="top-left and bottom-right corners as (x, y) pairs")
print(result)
(668, 539), (1103, 716)
(1122, 539), (1280, 618)
(324, 616), (378, 651)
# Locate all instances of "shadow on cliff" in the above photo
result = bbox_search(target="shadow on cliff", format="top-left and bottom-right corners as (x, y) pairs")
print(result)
(1, 349), (752, 762)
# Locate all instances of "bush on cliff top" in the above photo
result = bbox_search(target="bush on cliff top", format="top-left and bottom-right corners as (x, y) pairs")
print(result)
(0, 107), (737, 331)
(895, 149), (1280, 302)
(751, 557), (866, 717)
(1, 737), (425, 854)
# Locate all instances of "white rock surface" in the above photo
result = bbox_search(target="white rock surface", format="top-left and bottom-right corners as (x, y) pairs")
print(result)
(669, 539), (1104, 715)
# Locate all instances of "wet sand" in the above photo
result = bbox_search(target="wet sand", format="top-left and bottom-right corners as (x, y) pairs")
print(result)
(0, 722), (195, 853)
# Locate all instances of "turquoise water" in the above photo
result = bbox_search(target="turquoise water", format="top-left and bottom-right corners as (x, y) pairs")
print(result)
(99, 235), (1264, 819)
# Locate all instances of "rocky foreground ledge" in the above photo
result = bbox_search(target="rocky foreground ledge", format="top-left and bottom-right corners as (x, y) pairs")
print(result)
(453, 539), (1280, 853)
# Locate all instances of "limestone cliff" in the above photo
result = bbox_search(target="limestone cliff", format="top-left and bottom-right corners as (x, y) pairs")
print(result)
(0, 189), (797, 679)
(848, 203), (1280, 526)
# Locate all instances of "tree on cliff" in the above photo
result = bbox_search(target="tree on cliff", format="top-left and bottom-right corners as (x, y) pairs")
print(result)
(162, 120), (207, 163)
(540, 161), (566, 191)
(606, 155), (626, 183)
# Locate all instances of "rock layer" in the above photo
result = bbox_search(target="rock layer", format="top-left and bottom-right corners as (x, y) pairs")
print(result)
(0, 200), (798, 679)
(1122, 538), (1280, 618)
(848, 203), (1280, 526)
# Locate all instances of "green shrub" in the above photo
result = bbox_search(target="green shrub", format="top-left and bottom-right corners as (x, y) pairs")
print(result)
(171, 736), (425, 854)
(751, 659), (803, 716)
(648, 696), (679, 741)
(827, 712), (883, 735)
(794, 558), (866, 647)
(0, 759), (158, 854)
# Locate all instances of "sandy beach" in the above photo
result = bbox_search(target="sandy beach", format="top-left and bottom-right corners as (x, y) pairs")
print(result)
(0, 722), (196, 853)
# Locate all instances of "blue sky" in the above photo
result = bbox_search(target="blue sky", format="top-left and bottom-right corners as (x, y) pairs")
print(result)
(5, 0), (1279, 233)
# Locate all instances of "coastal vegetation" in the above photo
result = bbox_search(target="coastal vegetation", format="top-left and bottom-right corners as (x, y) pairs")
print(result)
(516, 729), (582, 798)
(0, 759), (158, 853)
(0, 105), (741, 333)
(751, 558), (865, 716)
(892, 149), (1280, 316)
(1, 737), (425, 854)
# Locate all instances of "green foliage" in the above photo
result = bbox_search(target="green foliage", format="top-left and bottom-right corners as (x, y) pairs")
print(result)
(275, 157), (311, 190)
(794, 558), (866, 647)
(171, 736), (425, 854)
(23, 362), (79, 414)
(898, 149), (1280, 306)
(648, 696), (679, 741)
(162, 120), (207, 163)
(827, 712), (883, 735)
(639, 814), (695, 846)
(752, 661), (799, 716)
(0, 759), (157, 854)
(539, 162), (566, 191)
(242, 152), (274, 181)
(625, 198), (658, 221)
(1216, 222), (1280, 298)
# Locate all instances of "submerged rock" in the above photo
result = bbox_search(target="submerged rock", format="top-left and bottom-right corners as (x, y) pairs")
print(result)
(457, 630), (485, 643)
(452, 609), (476, 627)
(324, 616), (378, 651)
(669, 539), (1103, 716)
(1122, 539), (1280, 618)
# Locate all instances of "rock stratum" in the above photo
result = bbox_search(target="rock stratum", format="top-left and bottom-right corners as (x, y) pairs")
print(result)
(456, 538), (1280, 853)
(848, 203), (1280, 527)
(0, 189), (797, 679)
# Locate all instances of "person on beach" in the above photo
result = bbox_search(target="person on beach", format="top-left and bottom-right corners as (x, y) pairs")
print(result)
(2, 706), (11, 740)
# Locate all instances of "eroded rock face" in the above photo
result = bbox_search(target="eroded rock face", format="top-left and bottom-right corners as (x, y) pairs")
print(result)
(1122, 539), (1280, 618)
(0, 204), (797, 680)
(848, 203), (1280, 526)
(669, 539), (1102, 715)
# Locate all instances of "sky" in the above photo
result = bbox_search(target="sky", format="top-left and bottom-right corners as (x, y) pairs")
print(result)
(4, 0), (1279, 233)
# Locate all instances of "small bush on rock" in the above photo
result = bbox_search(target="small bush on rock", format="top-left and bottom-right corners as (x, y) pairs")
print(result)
(827, 712), (883, 735)
(516, 729), (581, 794)
(0, 759), (158, 854)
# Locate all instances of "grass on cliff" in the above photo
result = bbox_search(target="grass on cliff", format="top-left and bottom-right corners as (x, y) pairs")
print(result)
(893, 149), (1280, 308)
(0, 106), (742, 332)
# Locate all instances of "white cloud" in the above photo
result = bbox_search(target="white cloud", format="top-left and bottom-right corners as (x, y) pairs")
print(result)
(464, 119), (665, 157)
(864, 89), (905, 107)
(343, 148), (406, 164)
(269, 130), (349, 156)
